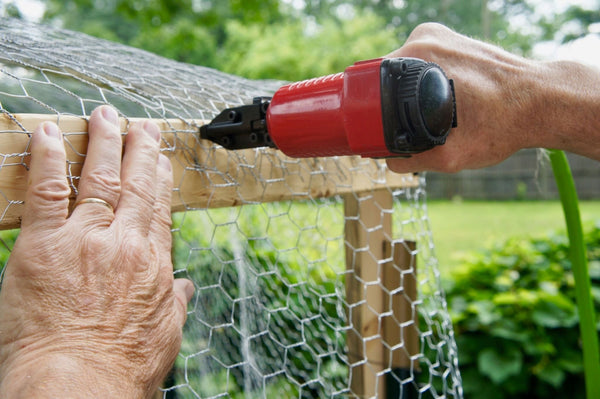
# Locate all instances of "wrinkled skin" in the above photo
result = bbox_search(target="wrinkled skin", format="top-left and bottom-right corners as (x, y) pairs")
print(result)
(0, 106), (194, 398)
(386, 23), (600, 173)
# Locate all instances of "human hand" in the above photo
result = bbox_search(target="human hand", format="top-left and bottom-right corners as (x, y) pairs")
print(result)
(0, 106), (194, 398)
(386, 23), (600, 173)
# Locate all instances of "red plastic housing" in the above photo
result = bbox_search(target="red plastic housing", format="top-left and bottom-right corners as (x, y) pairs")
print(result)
(266, 58), (394, 158)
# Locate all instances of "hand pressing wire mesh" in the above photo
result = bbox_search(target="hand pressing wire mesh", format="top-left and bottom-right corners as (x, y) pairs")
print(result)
(0, 18), (462, 398)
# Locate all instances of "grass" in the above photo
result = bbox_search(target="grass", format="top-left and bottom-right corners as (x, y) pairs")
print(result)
(426, 200), (600, 277)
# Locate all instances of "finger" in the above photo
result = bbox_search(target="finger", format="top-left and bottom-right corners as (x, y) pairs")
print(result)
(150, 154), (174, 261)
(152, 154), (175, 288)
(22, 122), (70, 229)
(75, 106), (123, 214)
(172, 278), (194, 327)
(115, 120), (161, 234)
(386, 146), (449, 174)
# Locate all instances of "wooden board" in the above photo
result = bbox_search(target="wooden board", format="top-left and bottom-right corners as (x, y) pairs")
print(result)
(0, 113), (417, 229)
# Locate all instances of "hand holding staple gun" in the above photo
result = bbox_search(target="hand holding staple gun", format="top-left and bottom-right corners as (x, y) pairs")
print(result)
(384, 23), (600, 173)
(202, 23), (600, 173)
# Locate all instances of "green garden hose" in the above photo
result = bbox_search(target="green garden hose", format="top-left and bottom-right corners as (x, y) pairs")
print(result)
(548, 149), (600, 398)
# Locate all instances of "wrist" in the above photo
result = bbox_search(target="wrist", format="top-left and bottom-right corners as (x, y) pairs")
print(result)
(0, 351), (146, 398)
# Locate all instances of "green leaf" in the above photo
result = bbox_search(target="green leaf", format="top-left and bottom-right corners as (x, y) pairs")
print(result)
(523, 338), (556, 357)
(557, 350), (584, 374)
(467, 300), (501, 326)
(531, 293), (578, 328)
(478, 347), (523, 384)
(489, 319), (528, 343)
(493, 289), (537, 307)
(536, 363), (566, 388)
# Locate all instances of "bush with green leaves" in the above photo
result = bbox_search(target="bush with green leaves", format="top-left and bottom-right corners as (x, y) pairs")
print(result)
(443, 221), (600, 398)
(170, 203), (347, 397)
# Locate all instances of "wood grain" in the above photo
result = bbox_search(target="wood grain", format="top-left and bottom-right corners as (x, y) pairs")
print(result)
(0, 113), (417, 229)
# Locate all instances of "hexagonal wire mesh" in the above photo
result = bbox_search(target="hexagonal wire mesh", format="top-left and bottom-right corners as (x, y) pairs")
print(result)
(0, 19), (462, 398)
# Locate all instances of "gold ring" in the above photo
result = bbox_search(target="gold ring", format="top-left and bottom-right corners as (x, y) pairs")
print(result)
(74, 197), (114, 212)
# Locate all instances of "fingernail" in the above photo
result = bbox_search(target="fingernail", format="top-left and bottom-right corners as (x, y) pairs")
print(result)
(143, 121), (161, 142)
(43, 122), (60, 139)
(184, 281), (195, 303)
(101, 106), (119, 126)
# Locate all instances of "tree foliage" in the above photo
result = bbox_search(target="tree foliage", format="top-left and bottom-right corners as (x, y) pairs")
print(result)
(540, 5), (600, 43)
(218, 13), (398, 80)
(2, 1), (599, 79)
(4, 0), (588, 80)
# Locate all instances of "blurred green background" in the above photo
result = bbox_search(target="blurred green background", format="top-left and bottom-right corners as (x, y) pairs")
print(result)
(2, 0), (599, 397)
(3, 0), (598, 81)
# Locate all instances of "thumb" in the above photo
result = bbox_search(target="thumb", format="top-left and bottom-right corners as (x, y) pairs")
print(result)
(173, 278), (194, 327)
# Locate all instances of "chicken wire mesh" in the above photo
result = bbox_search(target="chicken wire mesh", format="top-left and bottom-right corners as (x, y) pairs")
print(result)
(0, 18), (462, 398)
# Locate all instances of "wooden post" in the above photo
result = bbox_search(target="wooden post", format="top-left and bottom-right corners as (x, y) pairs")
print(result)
(344, 189), (393, 398)
(382, 241), (420, 398)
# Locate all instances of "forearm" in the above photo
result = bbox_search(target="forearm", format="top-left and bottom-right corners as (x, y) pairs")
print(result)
(530, 61), (600, 159)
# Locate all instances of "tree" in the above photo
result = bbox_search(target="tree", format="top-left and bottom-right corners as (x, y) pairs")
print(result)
(3, 0), (596, 78)
(298, 0), (538, 49)
(216, 12), (399, 80)
(540, 5), (600, 43)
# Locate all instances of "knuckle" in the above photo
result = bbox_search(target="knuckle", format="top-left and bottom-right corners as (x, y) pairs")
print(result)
(122, 177), (155, 206)
(84, 167), (121, 197)
(29, 176), (71, 202)
(103, 232), (152, 276)
(120, 233), (152, 270)
(442, 163), (461, 174)
(435, 152), (462, 173)
(80, 231), (112, 261)
(123, 233), (146, 255)
(410, 22), (448, 40)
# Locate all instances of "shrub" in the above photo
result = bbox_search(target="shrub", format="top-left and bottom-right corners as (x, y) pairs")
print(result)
(444, 221), (600, 398)
(171, 206), (346, 397)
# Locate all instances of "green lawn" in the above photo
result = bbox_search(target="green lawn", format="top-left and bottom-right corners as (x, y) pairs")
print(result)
(426, 200), (600, 277)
